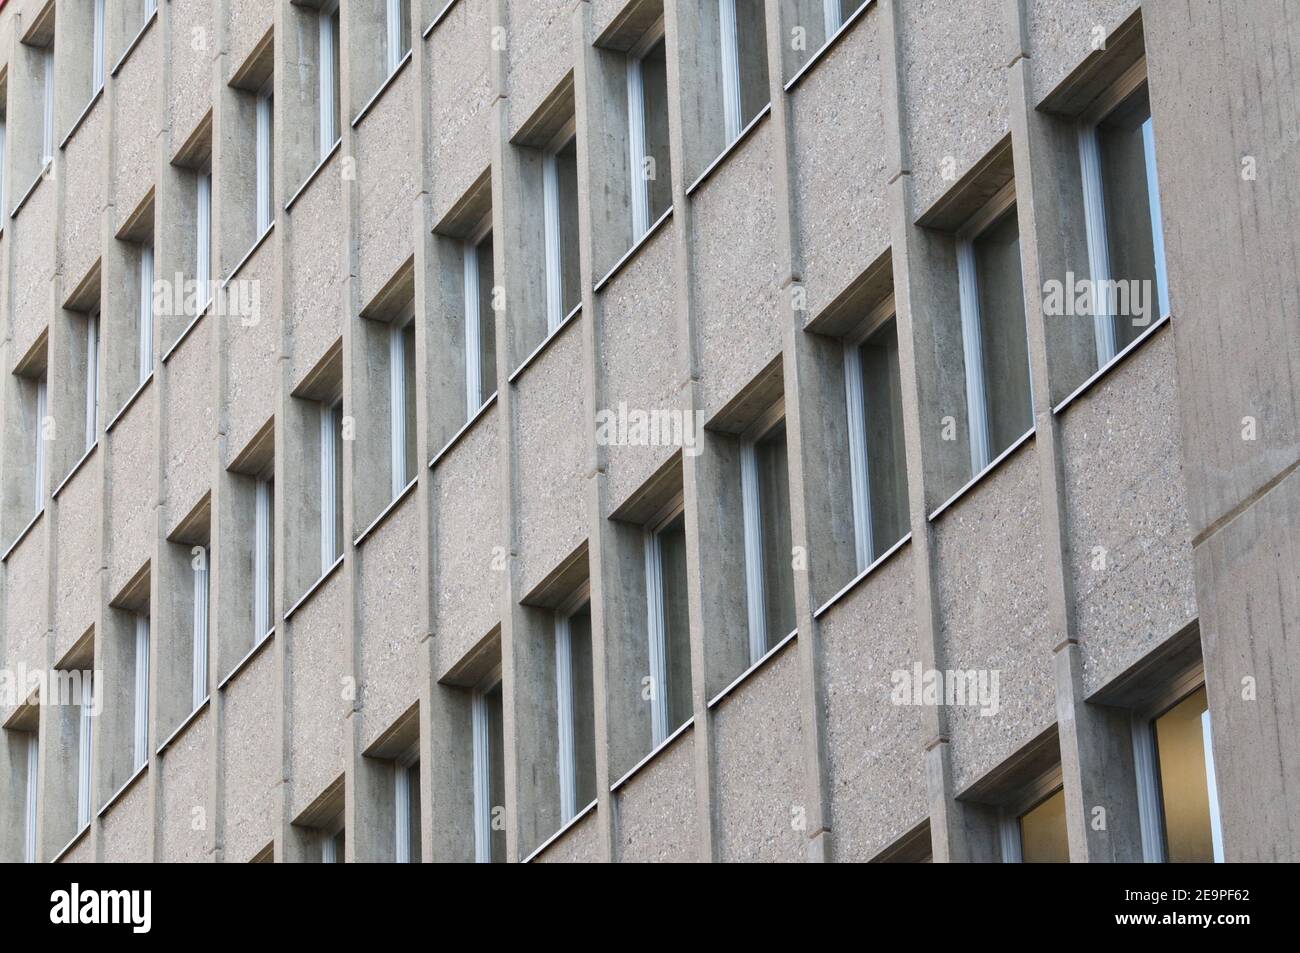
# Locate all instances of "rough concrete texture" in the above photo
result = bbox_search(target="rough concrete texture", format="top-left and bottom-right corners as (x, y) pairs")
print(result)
(1060, 330), (1197, 696)
(60, 110), (107, 290)
(356, 70), (419, 308)
(54, 462), (101, 661)
(790, 8), (891, 320)
(100, 775), (150, 862)
(222, 242), (279, 469)
(713, 645), (807, 863)
(1026, 0), (1140, 107)
(163, 319), (216, 525)
(934, 445), (1055, 792)
(819, 544), (929, 861)
(532, 808), (601, 863)
(12, 183), (56, 362)
(288, 570), (348, 820)
(3, 530), (47, 687)
(168, 0), (214, 150)
(505, 0), (574, 141)
(596, 220), (681, 510)
(220, 646), (277, 862)
(614, 727), (697, 863)
(111, 29), (161, 223)
(226, 0), (273, 85)
(287, 159), (346, 387)
(159, 711), (210, 863)
(107, 394), (156, 596)
(427, 0), (494, 223)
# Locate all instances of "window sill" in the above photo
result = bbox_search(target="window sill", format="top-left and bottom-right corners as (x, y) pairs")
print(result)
(284, 554), (346, 623)
(783, 0), (874, 94)
(707, 628), (799, 710)
(51, 823), (93, 863)
(352, 50), (413, 130)
(593, 206), (674, 294)
(927, 427), (1037, 523)
(226, 221), (276, 287)
(1, 508), (45, 564)
(429, 391), (498, 470)
(284, 138), (342, 213)
(11, 163), (51, 220)
(813, 531), (912, 619)
(354, 476), (418, 548)
(522, 798), (598, 863)
(104, 372), (155, 435)
(507, 304), (582, 385)
(97, 762), (149, 819)
(156, 696), (211, 758)
(423, 0), (460, 38)
(52, 441), (99, 502)
(1052, 312), (1171, 416)
(110, 7), (159, 79)
(218, 627), (276, 692)
(161, 299), (214, 365)
(609, 716), (695, 794)
(60, 86), (105, 153)
(685, 102), (772, 197)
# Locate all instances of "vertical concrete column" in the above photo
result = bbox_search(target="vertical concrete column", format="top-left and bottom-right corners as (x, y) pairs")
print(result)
(1002, 0), (1141, 863)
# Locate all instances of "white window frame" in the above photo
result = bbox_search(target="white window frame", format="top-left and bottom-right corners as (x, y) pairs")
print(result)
(196, 172), (213, 310)
(625, 19), (665, 242)
(320, 399), (342, 569)
(823, 0), (845, 35)
(955, 181), (1028, 477)
(1131, 668), (1225, 864)
(842, 296), (897, 573)
(542, 120), (577, 335)
(255, 81), (274, 236)
(138, 246), (154, 382)
(24, 732), (39, 863)
(41, 47), (55, 166)
(996, 765), (1063, 864)
(388, 308), (415, 499)
(471, 668), (502, 864)
(92, 0), (106, 96)
(318, 2), (340, 158)
(643, 494), (686, 748)
(553, 585), (591, 825)
(393, 746), (419, 863)
(463, 215), (492, 419)
(34, 377), (47, 516)
(192, 546), (210, 709)
(739, 397), (787, 667)
(718, 0), (743, 144)
(133, 614), (150, 772)
(77, 672), (94, 830)
(385, 0), (408, 77)
(1078, 61), (1170, 369)
(85, 311), (100, 450)
(253, 475), (273, 642)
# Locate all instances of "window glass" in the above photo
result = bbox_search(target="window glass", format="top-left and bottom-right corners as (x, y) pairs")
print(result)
(1019, 787), (1068, 863)
(858, 320), (910, 555)
(659, 515), (693, 732)
(1154, 686), (1217, 863)
(756, 423), (796, 650)
(973, 210), (1032, 457)
(568, 605), (597, 811)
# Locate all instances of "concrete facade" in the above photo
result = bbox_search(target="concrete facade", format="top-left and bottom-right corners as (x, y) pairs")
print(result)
(0, 0), (1294, 863)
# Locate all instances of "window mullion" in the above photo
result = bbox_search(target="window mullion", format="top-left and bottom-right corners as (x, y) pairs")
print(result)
(740, 441), (768, 665)
(956, 238), (991, 475)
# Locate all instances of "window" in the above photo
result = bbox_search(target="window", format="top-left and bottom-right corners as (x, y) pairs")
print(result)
(83, 311), (100, 451)
(196, 171), (213, 311)
(318, 2), (341, 157)
(76, 671), (94, 830)
(843, 305), (910, 570)
(462, 228), (496, 418)
(255, 81), (274, 236)
(320, 823), (345, 863)
(388, 313), (417, 497)
(253, 476), (274, 641)
(92, 0), (106, 97)
(132, 614), (150, 772)
(1079, 76), (1170, 367)
(626, 28), (671, 242)
(956, 185), (1032, 477)
(135, 244), (154, 382)
(552, 596), (596, 826)
(542, 128), (581, 334)
(41, 46), (54, 166)
(471, 679), (505, 863)
(1, 109), (7, 215)
(319, 399), (344, 568)
(34, 374), (48, 516)
(393, 750), (420, 863)
(644, 503), (692, 746)
(385, 0), (412, 76)
(713, 0), (768, 150)
(1010, 787), (1068, 863)
(24, 731), (38, 863)
(740, 411), (796, 664)
(191, 545), (210, 709)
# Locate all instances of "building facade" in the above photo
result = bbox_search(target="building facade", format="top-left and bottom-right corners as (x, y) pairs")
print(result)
(0, 0), (1295, 863)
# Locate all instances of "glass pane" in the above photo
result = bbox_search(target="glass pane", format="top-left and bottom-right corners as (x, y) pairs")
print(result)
(569, 605), (597, 810)
(332, 827), (345, 862)
(658, 514), (694, 732)
(1099, 86), (1160, 349)
(557, 138), (582, 318)
(735, 0), (770, 128)
(641, 40), (673, 223)
(974, 210), (1032, 457)
(476, 235), (497, 403)
(756, 423), (796, 650)
(406, 761), (421, 863)
(1019, 787), (1068, 863)
(859, 320), (910, 556)
(1154, 686), (1215, 863)
(332, 402), (344, 560)
(486, 683), (506, 863)
(402, 321), (417, 484)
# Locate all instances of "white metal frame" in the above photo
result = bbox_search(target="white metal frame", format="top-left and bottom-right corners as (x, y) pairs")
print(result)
(196, 172), (212, 309)
(739, 398), (786, 666)
(997, 765), (1063, 863)
(191, 546), (209, 709)
(253, 475), (273, 641)
(77, 672), (94, 829)
(133, 614), (150, 772)
(643, 494), (686, 747)
(842, 296), (897, 572)
(318, 3), (340, 158)
(386, 0), (407, 77)
(542, 120), (577, 335)
(823, 0), (844, 35)
(34, 377), (47, 515)
(553, 584), (591, 825)
(92, 0), (106, 95)
(393, 746), (418, 863)
(41, 47), (55, 165)
(388, 308), (414, 498)
(84, 311), (100, 450)
(718, 0), (742, 144)
(463, 215), (492, 418)
(320, 399), (341, 569)
(24, 732), (39, 862)
(255, 80), (274, 235)
(471, 668), (501, 864)
(138, 246), (154, 382)
(625, 19), (665, 241)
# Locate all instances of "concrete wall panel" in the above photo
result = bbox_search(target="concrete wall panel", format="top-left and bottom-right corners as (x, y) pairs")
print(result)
(100, 776), (150, 862)
(355, 71), (418, 308)
(163, 319), (214, 525)
(159, 713), (209, 863)
(12, 184), (56, 363)
(222, 240), (278, 468)
(107, 396), (156, 596)
(505, 1), (573, 140)
(426, 0), (493, 222)
(614, 727), (697, 862)
(54, 462), (100, 661)
(220, 646), (277, 862)
(1026, 0), (1140, 105)
(288, 571), (348, 820)
(61, 108), (106, 290)
(169, 0), (214, 147)
(112, 29), (161, 224)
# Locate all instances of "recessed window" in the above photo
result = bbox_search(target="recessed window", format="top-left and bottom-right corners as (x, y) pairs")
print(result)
(1146, 686), (1224, 863)
(83, 310), (101, 451)
(626, 28), (672, 241)
(24, 730), (39, 862)
(319, 399), (344, 568)
(137, 244), (154, 383)
(462, 227), (496, 418)
(92, 0), (106, 97)
(191, 545), (210, 709)
(712, 0), (769, 150)
(393, 750), (421, 863)
(255, 80), (274, 236)
(196, 170), (213, 311)
(387, 312), (417, 496)
(132, 613), (150, 772)
(1015, 787), (1068, 863)
(41, 45), (54, 165)
(320, 824), (345, 863)
(644, 505), (692, 746)
(956, 185), (1032, 477)
(552, 596), (597, 826)
(76, 669), (94, 830)
(253, 475), (274, 641)
(542, 129), (581, 334)
(385, 0), (412, 76)
(317, 2), (342, 157)
(471, 679), (506, 863)
(740, 409), (796, 663)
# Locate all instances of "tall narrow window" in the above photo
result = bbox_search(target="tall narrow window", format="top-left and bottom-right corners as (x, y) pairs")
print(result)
(138, 247), (154, 382)
(463, 231), (496, 418)
(191, 546), (210, 709)
(626, 32), (671, 242)
(255, 83), (274, 235)
(77, 673), (94, 830)
(24, 732), (39, 863)
(34, 376), (48, 515)
(385, 0), (412, 76)
(253, 477), (274, 642)
(318, 3), (341, 157)
(956, 187), (1032, 477)
(133, 614), (150, 772)
(41, 48), (54, 166)
(1079, 79), (1170, 366)
(1145, 686), (1224, 863)
(644, 507), (692, 747)
(542, 131), (580, 334)
(740, 415), (796, 664)
(393, 752), (420, 863)
(471, 680), (505, 863)
(320, 400), (343, 569)
(92, 0), (106, 95)
(320, 824), (344, 863)
(388, 316), (416, 497)
(196, 173), (212, 310)
(843, 313), (910, 571)
(84, 312), (100, 450)
(553, 599), (595, 826)
(714, 0), (768, 148)
(1012, 788), (1068, 863)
